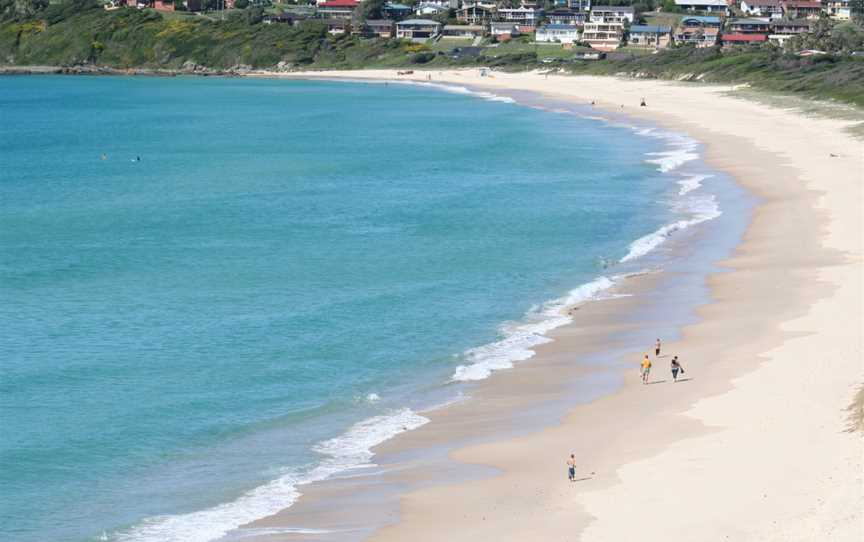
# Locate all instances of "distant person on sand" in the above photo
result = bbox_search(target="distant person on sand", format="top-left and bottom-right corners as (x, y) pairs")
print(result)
(655, 339), (661, 357)
(640, 97), (647, 107)
(567, 454), (576, 481)
(671, 356), (685, 382)
(641, 355), (652, 384)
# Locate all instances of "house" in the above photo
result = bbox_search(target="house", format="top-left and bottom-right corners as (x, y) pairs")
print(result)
(546, 8), (587, 25)
(589, 5), (634, 23)
(323, 18), (350, 34)
(153, 0), (174, 11)
(491, 22), (522, 38)
(396, 18), (443, 40)
(568, 0), (591, 11)
(317, 0), (358, 20)
(673, 0), (728, 13)
(721, 32), (769, 46)
(628, 25), (672, 48)
(442, 24), (485, 38)
(497, 6), (544, 31)
(674, 15), (721, 47)
(770, 19), (812, 35)
(383, 2), (413, 20)
(726, 17), (771, 34)
(263, 12), (294, 24)
(535, 23), (581, 43)
(767, 19), (811, 44)
(415, 3), (448, 16)
(740, 0), (782, 19)
(780, 0), (822, 18)
(582, 20), (625, 50)
(416, 0), (456, 7)
(823, 0), (851, 19)
(456, 2), (496, 25)
(356, 19), (396, 38)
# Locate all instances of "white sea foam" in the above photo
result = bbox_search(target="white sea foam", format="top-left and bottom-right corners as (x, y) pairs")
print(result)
(366, 393), (381, 403)
(451, 276), (617, 382)
(425, 83), (517, 103)
(629, 125), (701, 173)
(620, 192), (721, 263)
(231, 527), (335, 538)
(645, 140), (699, 173)
(114, 409), (428, 542)
(678, 173), (711, 196)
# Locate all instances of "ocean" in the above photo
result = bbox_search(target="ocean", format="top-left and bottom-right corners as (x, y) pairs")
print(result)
(0, 75), (728, 542)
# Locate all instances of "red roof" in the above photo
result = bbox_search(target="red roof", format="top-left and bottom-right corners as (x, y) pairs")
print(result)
(722, 33), (768, 42)
(782, 0), (821, 7)
(319, 0), (358, 6)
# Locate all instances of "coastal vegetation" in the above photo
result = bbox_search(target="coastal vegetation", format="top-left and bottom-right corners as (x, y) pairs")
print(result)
(1, 0), (863, 105)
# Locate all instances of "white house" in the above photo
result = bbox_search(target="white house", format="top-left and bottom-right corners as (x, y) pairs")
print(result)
(582, 20), (624, 49)
(490, 22), (522, 37)
(441, 24), (485, 38)
(415, 2), (448, 15)
(673, 0), (728, 13)
(740, 0), (783, 19)
(535, 24), (581, 43)
(497, 6), (544, 28)
(395, 19), (443, 41)
(589, 5), (634, 22)
(823, 0), (851, 19)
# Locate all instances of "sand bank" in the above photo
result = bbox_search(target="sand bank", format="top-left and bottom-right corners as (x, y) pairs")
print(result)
(241, 70), (863, 541)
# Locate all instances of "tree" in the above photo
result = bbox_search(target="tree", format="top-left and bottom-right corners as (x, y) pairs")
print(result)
(235, 0), (249, 7)
(831, 21), (864, 52)
(245, 5), (264, 22)
(852, 0), (864, 25)
(0, 0), (49, 22)
(360, 0), (385, 21)
(660, 0), (680, 13)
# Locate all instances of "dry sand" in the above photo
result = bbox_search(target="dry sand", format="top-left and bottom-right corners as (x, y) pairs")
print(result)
(244, 70), (864, 541)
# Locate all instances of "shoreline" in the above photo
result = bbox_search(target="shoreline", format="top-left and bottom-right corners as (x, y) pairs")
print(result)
(236, 70), (863, 541)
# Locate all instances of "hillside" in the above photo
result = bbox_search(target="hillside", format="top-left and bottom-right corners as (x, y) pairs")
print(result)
(1, 1), (863, 106)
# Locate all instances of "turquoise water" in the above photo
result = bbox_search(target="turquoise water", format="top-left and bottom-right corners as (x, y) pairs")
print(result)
(1, 76), (710, 542)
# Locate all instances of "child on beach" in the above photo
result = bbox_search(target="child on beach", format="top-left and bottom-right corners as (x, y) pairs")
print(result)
(641, 355), (652, 384)
(567, 454), (576, 481)
(655, 339), (661, 357)
(671, 356), (685, 382)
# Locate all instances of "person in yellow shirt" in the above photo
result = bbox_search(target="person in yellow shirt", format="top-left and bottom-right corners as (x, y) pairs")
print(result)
(640, 354), (652, 384)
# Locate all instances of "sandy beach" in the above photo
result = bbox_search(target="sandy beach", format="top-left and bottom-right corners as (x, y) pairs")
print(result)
(240, 70), (863, 541)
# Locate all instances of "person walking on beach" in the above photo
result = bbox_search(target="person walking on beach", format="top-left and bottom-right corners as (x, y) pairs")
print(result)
(641, 354), (652, 384)
(567, 454), (577, 481)
(671, 356), (685, 382)
(655, 338), (662, 357)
